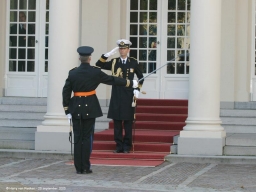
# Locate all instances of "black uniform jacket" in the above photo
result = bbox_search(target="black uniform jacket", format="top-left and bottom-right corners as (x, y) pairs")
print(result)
(96, 55), (144, 120)
(62, 63), (133, 120)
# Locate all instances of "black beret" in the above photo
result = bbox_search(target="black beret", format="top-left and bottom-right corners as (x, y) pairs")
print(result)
(77, 46), (94, 56)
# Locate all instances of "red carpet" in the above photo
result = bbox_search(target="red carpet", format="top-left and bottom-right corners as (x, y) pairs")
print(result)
(91, 99), (188, 167)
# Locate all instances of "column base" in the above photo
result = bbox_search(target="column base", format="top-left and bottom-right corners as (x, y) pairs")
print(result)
(178, 131), (226, 155)
(35, 125), (72, 152)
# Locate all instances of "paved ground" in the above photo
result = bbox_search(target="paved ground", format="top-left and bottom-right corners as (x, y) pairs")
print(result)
(0, 157), (255, 192)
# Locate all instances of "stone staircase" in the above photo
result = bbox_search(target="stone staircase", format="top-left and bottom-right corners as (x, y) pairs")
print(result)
(222, 102), (256, 156)
(0, 97), (109, 150)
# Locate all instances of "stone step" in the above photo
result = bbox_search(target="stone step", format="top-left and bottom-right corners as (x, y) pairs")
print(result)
(234, 102), (256, 110)
(0, 112), (45, 120)
(0, 97), (47, 105)
(0, 140), (35, 150)
(223, 125), (256, 133)
(0, 127), (35, 141)
(224, 146), (256, 156)
(220, 109), (256, 117)
(0, 120), (43, 128)
(226, 133), (256, 146)
(221, 117), (256, 125)
(0, 105), (47, 112)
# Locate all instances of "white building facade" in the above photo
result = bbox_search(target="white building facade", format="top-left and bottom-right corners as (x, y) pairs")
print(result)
(0, 0), (255, 155)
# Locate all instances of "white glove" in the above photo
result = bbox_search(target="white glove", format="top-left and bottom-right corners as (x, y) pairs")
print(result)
(104, 47), (119, 57)
(132, 80), (138, 88)
(67, 113), (72, 123)
(133, 90), (140, 99)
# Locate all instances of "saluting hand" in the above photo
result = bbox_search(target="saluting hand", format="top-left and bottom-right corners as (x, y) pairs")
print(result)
(104, 47), (119, 57)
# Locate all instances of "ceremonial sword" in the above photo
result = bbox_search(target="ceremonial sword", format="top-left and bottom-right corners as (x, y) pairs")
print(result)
(131, 53), (189, 153)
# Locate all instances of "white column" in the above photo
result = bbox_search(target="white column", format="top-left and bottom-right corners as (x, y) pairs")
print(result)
(35, 0), (80, 151)
(178, 0), (226, 155)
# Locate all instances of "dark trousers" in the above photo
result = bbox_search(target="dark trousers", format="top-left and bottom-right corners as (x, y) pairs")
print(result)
(114, 120), (133, 151)
(72, 117), (95, 172)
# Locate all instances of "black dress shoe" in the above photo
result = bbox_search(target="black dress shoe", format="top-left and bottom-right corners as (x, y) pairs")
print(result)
(123, 150), (130, 153)
(84, 169), (92, 174)
(76, 171), (83, 174)
(113, 150), (123, 153)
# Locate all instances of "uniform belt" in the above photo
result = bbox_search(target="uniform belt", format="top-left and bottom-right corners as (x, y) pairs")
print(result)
(74, 90), (96, 96)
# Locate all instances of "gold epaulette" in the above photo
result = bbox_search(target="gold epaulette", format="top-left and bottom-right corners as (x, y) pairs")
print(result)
(129, 57), (137, 60)
(99, 57), (106, 62)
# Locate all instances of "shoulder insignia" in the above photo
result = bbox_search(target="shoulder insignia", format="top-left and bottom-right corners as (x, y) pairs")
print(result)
(129, 57), (137, 61)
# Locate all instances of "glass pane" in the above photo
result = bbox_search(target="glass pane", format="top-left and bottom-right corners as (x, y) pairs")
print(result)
(28, 11), (36, 22)
(18, 61), (26, 71)
(178, 0), (186, 10)
(9, 61), (17, 71)
(187, 0), (191, 10)
(130, 25), (138, 35)
(149, 25), (157, 35)
(149, 37), (157, 48)
(18, 49), (26, 59)
(46, 11), (49, 22)
(46, 0), (50, 10)
(168, 0), (176, 10)
(27, 36), (35, 47)
(177, 25), (185, 36)
(10, 0), (18, 9)
(178, 12), (185, 23)
(130, 50), (137, 58)
(177, 63), (185, 74)
(149, 12), (157, 23)
(187, 12), (191, 23)
(186, 64), (189, 74)
(130, 0), (138, 10)
(10, 24), (18, 35)
(9, 48), (17, 59)
(46, 24), (49, 35)
(130, 12), (138, 23)
(28, 24), (35, 34)
(45, 61), (48, 72)
(139, 50), (147, 60)
(148, 63), (156, 73)
(28, 0), (36, 10)
(148, 50), (156, 61)
(130, 37), (137, 47)
(149, 0), (157, 10)
(140, 0), (148, 10)
(27, 61), (35, 72)
(19, 37), (26, 47)
(10, 36), (17, 48)
(140, 24), (147, 35)
(167, 25), (176, 36)
(140, 12), (147, 23)
(19, 0), (27, 9)
(19, 11), (27, 23)
(45, 36), (49, 47)
(139, 37), (147, 48)
(167, 63), (175, 74)
(168, 12), (176, 23)
(167, 38), (175, 48)
(139, 62), (146, 73)
(45, 49), (48, 59)
(177, 37), (184, 48)
(10, 11), (18, 22)
(167, 50), (175, 60)
(27, 48), (34, 59)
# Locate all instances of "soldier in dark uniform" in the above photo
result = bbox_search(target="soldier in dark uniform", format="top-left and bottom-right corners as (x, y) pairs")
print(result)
(96, 39), (144, 153)
(62, 46), (138, 174)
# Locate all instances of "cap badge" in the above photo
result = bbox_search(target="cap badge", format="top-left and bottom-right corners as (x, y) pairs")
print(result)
(120, 41), (125, 46)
